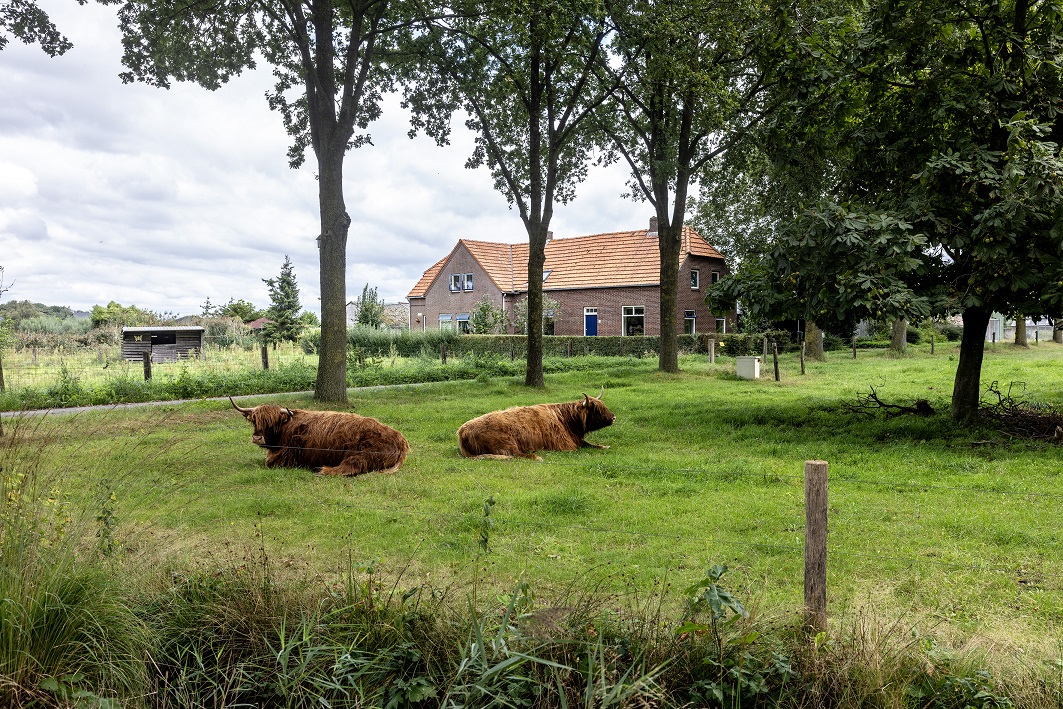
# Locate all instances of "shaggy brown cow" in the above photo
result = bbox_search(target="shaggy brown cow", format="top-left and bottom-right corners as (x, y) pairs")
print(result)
(230, 397), (409, 476)
(457, 388), (616, 460)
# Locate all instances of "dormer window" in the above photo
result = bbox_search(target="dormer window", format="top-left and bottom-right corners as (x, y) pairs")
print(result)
(450, 274), (462, 292)
(691, 269), (700, 289)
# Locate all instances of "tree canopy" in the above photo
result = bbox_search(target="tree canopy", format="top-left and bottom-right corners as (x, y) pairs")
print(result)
(708, 0), (1063, 421)
(1, 0), (79, 56)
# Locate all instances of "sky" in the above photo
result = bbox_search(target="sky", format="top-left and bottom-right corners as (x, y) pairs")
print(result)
(0, 1), (650, 317)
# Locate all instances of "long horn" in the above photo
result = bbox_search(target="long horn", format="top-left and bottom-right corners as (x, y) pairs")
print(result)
(597, 386), (604, 400)
(229, 396), (252, 414)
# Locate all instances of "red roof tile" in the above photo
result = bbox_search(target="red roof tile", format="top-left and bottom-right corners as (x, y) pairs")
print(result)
(408, 225), (722, 297)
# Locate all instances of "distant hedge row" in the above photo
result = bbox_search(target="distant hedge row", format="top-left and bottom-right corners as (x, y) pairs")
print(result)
(299, 327), (818, 358)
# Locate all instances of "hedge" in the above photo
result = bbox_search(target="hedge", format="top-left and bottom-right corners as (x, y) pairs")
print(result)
(301, 328), (813, 359)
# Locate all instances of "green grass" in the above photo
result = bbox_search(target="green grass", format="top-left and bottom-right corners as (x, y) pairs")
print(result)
(6, 342), (1061, 651)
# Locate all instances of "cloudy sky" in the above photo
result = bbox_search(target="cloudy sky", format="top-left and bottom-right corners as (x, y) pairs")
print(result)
(0, 1), (650, 316)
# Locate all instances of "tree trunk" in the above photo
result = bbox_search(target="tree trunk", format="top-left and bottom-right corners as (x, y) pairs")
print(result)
(1055, 317), (1063, 344)
(314, 146), (351, 404)
(524, 227), (547, 388)
(890, 318), (907, 353)
(805, 321), (825, 361)
(1014, 317), (1028, 347)
(951, 306), (991, 422)
(657, 221), (681, 373)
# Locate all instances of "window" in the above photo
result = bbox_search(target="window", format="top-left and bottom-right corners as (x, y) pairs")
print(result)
(690, 269), (700, 289)
(449, 274), (462, 292)
(439, 314), (453, 330)
(715, 317), (727, 334)
(463, 273), (474, 291)
(622, 306), (645, 336)
(456, 313), (471, 334)
(711, 270), (720, 284)
(684, 310), (696, 335)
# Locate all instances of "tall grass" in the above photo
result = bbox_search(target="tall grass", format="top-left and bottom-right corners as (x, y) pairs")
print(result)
(0, 417), (148, 707)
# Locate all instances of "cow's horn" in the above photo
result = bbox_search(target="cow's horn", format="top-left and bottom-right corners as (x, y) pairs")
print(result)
(229, 396), (252, 413)
(597, 386), (604, 400)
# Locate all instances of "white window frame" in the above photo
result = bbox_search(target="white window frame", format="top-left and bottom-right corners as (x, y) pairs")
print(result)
(711, 270), (720, 284)
(463, 273), (474, 291)
(715, 317), (727, 334)
(690, 269), (700, 289)
(684, 310), (696, 335)
(622, 305), (645, 336)
(439, 314), (453, 330)
(456, 313), (471, 333)
(449, 274), (462, 292)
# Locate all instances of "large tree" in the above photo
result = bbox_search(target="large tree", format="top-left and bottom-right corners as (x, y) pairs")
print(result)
(404, 0), (613, 386)
(711, 0), (1063, 421)
(107, 0), (407, 402)
(598, 0), (792, 373)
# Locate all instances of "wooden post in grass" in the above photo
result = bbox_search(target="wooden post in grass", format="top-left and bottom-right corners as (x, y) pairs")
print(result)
(804, 460), (828, 632)
(931, 330), (935, 355)
(852, 336), (857, 359)
(441, 345), (447, 365)
(708, 338), (715, 364)
(260, 345), (269, 370)
(800, 342), (806, 375)
(142, 351), (152, 380)
(762, 336), (768, 359)
(773, 343), (780, 381)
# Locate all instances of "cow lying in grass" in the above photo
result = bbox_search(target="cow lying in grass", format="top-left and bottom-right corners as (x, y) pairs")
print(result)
(457, 388), (616, 460)
(230, 397), (409, 476)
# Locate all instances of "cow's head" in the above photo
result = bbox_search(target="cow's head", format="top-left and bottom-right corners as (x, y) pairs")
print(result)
(230, 397), (293, 447)
(580, 387), (616, 433)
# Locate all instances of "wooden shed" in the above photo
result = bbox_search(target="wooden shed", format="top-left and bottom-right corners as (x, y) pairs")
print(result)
(122, 326), (205, 362)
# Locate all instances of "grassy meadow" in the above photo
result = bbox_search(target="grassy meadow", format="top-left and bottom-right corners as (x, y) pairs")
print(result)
(3, 339), (1062, 706)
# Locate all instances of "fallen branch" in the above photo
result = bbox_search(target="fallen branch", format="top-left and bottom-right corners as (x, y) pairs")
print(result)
(845, 384), (935, 417)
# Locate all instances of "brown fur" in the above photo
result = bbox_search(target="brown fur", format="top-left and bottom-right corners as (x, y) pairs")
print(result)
(457, 391), (616, 461)
(231, 398), (409, 476)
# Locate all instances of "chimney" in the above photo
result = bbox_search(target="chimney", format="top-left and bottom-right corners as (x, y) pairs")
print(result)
(648, 216), (658, 236)
(546, 230), (553, 241)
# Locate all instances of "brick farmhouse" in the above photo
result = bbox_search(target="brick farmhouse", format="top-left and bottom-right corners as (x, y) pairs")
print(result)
(407, 218), (732, 337)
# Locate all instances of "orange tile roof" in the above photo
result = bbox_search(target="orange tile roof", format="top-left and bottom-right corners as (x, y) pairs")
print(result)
(408, 225), (722, 297)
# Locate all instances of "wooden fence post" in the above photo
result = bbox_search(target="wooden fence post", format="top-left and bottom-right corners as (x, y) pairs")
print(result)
(804, 460), (829, 633)
(260, 345), (269, 370)
(142, 351), (153, 381)
(852, 336), (857, 359)
(773, 343), (780, 381)
(800, 341), (806, 375)
(931, 330), (935, 355)
(708, 338), (715, 364)
(762, 336), (768, 360)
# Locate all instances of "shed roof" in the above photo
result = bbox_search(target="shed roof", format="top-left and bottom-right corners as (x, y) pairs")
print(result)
(122, 326), (205, 333)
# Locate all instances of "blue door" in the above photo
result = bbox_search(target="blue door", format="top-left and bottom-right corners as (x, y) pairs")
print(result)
(584, 308), (598, 336)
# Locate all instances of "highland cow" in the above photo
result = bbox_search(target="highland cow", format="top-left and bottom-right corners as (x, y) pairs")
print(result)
(231, 397), (409, 476)
(457, 388), (616, 460)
